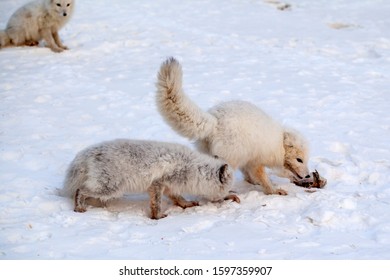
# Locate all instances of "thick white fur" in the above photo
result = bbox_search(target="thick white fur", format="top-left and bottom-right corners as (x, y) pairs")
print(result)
(63, 139), (234, 219)
(156, 57), (310, 195)
(156, 58), (217, 139)
(0, 0), (74, 52)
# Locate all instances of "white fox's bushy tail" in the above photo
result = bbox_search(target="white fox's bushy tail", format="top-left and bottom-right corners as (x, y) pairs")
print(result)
(156, 57), (217, 140)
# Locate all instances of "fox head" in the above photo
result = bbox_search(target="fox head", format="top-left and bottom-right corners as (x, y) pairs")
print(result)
(48, 0), (74, 17)
(283, 130), (311, 181)
(195, 160), (234, 201)
(211, 163), (234, 200)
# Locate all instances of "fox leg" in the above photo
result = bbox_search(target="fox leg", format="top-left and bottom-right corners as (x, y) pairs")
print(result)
(6, 30), (36, 47)
(24, 40), (39, 46)
(0, 30), (11, 48)
(148, 184), (167, 220)
(243, 165), (288, 195)
(74, 188), (88, 212)
(52, 31), (68, 50)
(40, 28), (64, 52)
(85, 197), (107, 208)
(164, 187), (199, 208)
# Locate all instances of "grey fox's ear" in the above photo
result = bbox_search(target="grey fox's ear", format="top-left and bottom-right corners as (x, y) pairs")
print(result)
(219, 164), (230, 184)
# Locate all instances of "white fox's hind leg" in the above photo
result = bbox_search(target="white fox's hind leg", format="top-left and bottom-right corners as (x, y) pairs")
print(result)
(24, 40), (39, 46)
(5, 29), (25, 47)
(0, 31), (11, 48)
(243, 165), (287, 195)
(164, 188), (199, 208)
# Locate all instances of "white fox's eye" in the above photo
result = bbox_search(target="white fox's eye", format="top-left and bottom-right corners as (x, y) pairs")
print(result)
(67, 3), (71, 6)
(56, 3), (61, 7)
(296, 158), (303, 163)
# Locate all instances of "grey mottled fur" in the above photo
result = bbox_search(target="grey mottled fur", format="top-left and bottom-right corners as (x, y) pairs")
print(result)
(63, 139), (234, 219)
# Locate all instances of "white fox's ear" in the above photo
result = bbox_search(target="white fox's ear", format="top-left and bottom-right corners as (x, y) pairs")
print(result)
(283, 131), (294, 148)
(218, 164), (230, 184)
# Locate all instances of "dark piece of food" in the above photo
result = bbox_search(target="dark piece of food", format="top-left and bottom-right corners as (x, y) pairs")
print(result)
(293, 170), (327, 189)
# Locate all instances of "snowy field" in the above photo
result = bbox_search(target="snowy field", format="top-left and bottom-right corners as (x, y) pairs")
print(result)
(0, 0), (389, 260)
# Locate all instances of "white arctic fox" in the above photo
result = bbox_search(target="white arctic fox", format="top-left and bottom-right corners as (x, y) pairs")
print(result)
(0, 0), (74, 52)
(63, 139), (237, 219)
(156, 57), (311, 196)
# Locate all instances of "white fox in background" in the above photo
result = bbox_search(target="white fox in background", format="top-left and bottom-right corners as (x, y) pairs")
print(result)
(0, 0), (74, 52)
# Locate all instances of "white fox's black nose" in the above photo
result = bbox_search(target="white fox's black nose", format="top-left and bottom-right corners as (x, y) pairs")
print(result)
(63, 12), (67, 16)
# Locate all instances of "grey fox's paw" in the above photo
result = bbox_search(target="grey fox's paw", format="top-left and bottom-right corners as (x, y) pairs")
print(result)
(178, 200), (199, 208)
(74, 206), (87, 213)
(150, 213), (168, 220)
(224, 192), (240, 203)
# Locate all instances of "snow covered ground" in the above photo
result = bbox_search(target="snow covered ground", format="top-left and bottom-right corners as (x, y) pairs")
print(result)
(0, 0), (389, 260)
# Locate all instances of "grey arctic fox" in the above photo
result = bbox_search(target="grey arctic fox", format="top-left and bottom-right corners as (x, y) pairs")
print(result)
(0, 0), (74, 52)
(63, 139), (237, 219)
(156, 57), (311, 196)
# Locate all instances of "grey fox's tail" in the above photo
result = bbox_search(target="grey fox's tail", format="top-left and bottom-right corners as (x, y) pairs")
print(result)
(0, 30), (10, 48)
(156, 57), (217, 140)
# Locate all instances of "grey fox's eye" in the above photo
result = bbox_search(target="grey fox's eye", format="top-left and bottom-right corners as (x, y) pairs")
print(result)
(296, 158), (303, 163)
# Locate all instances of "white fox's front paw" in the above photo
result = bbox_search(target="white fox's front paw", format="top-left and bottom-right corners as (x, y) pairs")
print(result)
(151, 213), (168, 220)
(274, 188), (288, 196)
